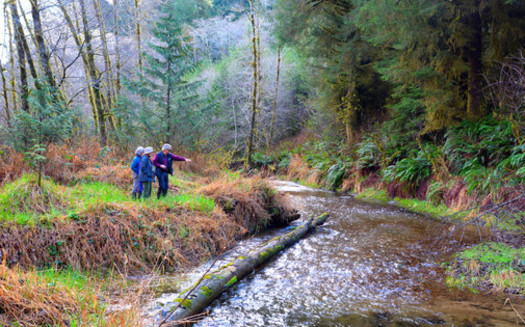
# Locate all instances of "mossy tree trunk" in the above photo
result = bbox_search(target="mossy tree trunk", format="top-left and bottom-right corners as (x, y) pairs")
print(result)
(466, 2), (483, 119)
(79, 0), (108, 146)
(9, 0), (31, 112)
(159, 213), (329, 326)
(268, 46), (282, 150)
(246, 0), (259, 167)
(57, 0), (99, 131)
(0, 62), (12, 126)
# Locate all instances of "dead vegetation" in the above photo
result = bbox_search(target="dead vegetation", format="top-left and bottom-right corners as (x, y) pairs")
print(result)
(0, 261), (149, 327)
(0, 263), (83, 326)
(0, 142), (298, 326)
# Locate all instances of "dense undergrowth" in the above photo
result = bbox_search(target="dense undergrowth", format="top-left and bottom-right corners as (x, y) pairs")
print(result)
(250, 117), (525, 295)
(0, 140), (296, 326)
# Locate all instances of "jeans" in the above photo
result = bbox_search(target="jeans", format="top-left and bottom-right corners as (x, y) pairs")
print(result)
(157, 171), (169, 199)
(132, 172), (142, 199)
(142, 182), (152, 199)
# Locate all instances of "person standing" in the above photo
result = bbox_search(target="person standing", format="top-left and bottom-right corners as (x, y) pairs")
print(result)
(139, 147), (155, 199)
(131, 146), (144, 199)
(152, 144), (191, 199)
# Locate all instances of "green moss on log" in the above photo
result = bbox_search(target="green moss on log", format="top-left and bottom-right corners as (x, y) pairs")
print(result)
(226, 276), (238, 287)
(174, 298), (193, 309)
(200, 286), (213, 298)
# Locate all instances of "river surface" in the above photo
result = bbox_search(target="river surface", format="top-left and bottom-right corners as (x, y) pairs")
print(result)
(154, 181), (525, 326)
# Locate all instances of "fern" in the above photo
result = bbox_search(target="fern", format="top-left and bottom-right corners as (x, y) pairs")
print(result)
(326, 162), (349, 190)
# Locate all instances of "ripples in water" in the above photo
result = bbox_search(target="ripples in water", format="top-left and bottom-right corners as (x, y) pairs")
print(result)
(155, 181), (525, 327)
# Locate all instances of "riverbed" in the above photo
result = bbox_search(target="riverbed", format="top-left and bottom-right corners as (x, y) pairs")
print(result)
(154, 181), (525, 326)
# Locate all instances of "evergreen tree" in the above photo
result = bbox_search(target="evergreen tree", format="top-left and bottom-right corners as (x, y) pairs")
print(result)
(126, 0), (203, 146)
(274, 0), (390, 146)
(355, 0), (525, 132)
(12, 82), (75, 187)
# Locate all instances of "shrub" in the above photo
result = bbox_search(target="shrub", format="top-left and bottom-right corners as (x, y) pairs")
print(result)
(443, 118), (516, 173)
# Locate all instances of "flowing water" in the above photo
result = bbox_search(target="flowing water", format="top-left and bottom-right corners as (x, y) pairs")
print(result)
(154, 181), (525, 326)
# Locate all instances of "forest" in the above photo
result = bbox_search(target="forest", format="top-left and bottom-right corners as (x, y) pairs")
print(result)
(0, 0), (524, 326)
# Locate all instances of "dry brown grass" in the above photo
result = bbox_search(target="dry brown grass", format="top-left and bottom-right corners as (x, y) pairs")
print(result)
(0, 139), (106, 187)
(0, 263), (81, 326)
(0, 203), (249, 273)
(0, 262), (151, 327)
(286, 154), (310, 182)
(196, 175), (298, 232)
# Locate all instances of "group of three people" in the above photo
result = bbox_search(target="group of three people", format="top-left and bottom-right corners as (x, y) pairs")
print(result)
(131, 144), (191, 199)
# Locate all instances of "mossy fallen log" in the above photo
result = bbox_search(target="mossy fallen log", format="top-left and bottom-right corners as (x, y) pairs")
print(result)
(159, 213), (329, 325)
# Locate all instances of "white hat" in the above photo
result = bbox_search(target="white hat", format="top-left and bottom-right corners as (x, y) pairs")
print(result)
(135, 146), (145, 156)
(162, 144), (172, 151)
(143, 146), (154, 155)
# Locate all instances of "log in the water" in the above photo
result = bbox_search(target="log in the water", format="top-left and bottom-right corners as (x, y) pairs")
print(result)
(159, 213), (329, 325)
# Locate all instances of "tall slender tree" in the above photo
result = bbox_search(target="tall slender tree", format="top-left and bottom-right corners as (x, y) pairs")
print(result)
(8, 0), (31, 112)
(78, 0), (107, 145)
(0, 63), (12, 126)
(246, 0), (259, 166)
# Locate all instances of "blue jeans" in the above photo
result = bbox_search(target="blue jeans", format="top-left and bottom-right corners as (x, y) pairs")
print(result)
(157, 171), (169, 199)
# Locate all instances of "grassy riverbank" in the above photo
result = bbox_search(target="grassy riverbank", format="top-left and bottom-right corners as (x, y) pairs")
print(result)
(0, 143), (296, 326)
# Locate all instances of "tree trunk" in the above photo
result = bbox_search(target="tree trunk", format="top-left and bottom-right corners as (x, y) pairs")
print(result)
(7, 11), (18, 111)
(14, 0), (38, 81)
(79, 0), (107, 146)
(30, 0), (56, 88)
(57, 0), (99, 129)
(113, 0), (122, 98)
(0, 63), (12, 126)
(134, 0), (143, 76)
(467, 3), (483, 119)
(246, 0), (258, 167)
(343, 84), (358, 147)
(166, 62), (172, 144)
(268, 46), (282, 149)
(9, 0), (30, 112)
(159, 213), (329, 325)
(94, 0), (116, 130)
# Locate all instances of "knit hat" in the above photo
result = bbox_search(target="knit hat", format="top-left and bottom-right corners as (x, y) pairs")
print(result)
(162, 144), (172, 151)
(143, 147), (154, 155)
(135, 146), (145, 156)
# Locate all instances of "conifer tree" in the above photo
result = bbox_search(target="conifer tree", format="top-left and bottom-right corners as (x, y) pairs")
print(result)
(126, 0), (202, 146)
(355, 0), (525, 131)
(12, 82), (75, 187)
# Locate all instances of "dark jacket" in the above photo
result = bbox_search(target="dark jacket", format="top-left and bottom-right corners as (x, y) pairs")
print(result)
(131, 155), (141, 174)
(152, 152), (186, 176)
(138, 155), (154, 182)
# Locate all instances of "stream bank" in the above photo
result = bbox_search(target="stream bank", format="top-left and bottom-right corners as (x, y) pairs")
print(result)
(153, 181), (525, 327)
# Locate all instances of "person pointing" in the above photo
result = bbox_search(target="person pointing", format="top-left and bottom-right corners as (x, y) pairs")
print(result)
(152, 144), (191, 199)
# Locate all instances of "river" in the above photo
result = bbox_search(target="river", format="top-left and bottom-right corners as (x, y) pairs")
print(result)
(154, 181), (525, 326)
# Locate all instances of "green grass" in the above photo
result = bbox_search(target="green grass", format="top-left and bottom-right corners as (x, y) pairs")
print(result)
(225, 170), (241, 182)
(293, 177), (321, 189)
(70, 181), (129, 208)
(355, 187), (455, 217)
(0, 174), (64, 225)
(355, 188), (390, 202)
(0, 173), (216, 225)
(446, 242), (525, 293)
(458, 242), (525, 267)
(156, 193), (215, 213)
(37, 267), (95, 292)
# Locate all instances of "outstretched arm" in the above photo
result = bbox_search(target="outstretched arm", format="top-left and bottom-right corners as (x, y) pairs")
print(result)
(170, 153), (191, 162)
